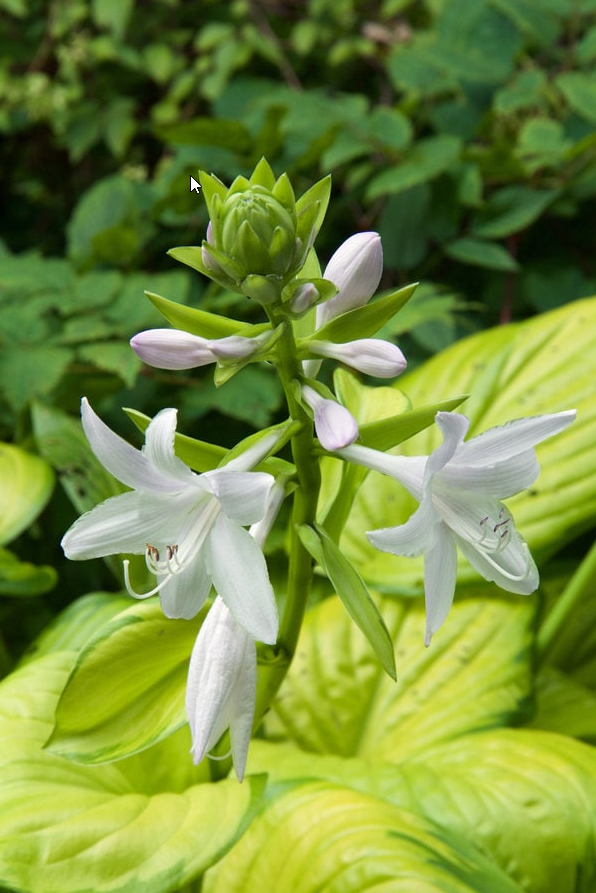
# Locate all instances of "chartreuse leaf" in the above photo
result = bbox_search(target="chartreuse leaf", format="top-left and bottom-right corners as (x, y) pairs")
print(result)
(125, 407), (227, 472)
(337, 296), (596, 592)
(525, 666), (596, 742)
(47, 600), (202, 763)
(0, 442), (54, 545)
(246, 730), (596, 893)
(297, 525), (396, 680)
(263, 588), (534, 759)
(0, 650), (265, 893)
(204, 781), (523, 893)
(0, 547), (56, 597)
(19, 591), (131, 665)
(310, 282), (418, 344)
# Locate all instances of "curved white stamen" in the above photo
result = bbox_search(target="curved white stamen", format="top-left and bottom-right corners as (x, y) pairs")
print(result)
(207, 747), (233, 762)
(123, 559), (170, 599)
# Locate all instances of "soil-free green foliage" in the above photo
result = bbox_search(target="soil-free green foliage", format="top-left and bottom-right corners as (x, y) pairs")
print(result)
(2, 1), (596, 891)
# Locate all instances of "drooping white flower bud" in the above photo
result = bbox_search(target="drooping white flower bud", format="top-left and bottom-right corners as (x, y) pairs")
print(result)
(308, 338), (407, 378)
(302, 384), (359, 451)
(317, 232), (383, 328)
(186, 597), (257, 782)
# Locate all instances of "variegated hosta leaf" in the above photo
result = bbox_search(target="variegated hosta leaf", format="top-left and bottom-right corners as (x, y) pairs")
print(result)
(247, 729), (596, 893)
(203, 781), (523, 893)
(47, 599), (203, 763)
(0, 442), (54, 545)
(263, 588), (534, 760)
(0, 650), (264, 893)
(336, 296), (596, 592)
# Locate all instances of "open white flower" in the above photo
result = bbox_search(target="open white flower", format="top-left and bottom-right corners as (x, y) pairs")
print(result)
(341, 409), (576, 645)
(186, 596), (256, 781)
(61, 398), (278, 644)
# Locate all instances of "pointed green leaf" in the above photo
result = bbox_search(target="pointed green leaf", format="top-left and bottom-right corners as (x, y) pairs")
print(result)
(0, 547), (57, 597)
(312, 282), (418, 344)
(145, 290), (245, 338)
(0, 651), (265, 893)
(298, 525), (396, 680)
(0, 443), (54, 545)
(359, 396), (468, 452)
(264, 588), (534, 759)
(205, 780), (523, 893)
(47, 600), (202, 763)
(445, 237), (520, 271)
(294, 175), (331, 239)
(338, 296), (596, 591)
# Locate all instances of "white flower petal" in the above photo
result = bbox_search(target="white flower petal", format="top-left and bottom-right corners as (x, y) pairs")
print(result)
(339, 445), (427, 500)
(81, 398), (174, 494)
(206, 514), (278, 644)
(159, 557), (212, 619)
(143, 407), (197, 487)
(423, 526), (458, 646)
(457, 528), (539, 595)
(367, 496), (439, 557)
(458, 411), (576, 466)
(203, 470), (274, 525)
(427, 412), (470, 479)
(440, 450), (540, 497)
(208, 334), (263, 360)
(130, 329), (216, 370)
(61, 491), (183, 559)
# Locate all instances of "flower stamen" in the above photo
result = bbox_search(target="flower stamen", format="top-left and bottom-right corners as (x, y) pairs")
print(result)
(123, 542), (185, 599)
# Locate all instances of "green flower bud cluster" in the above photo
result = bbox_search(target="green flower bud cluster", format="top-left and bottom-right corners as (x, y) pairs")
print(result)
(194, 158), (331, 306)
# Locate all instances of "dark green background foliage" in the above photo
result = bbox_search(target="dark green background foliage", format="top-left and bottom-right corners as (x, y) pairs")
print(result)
(1, 0), (596, 658)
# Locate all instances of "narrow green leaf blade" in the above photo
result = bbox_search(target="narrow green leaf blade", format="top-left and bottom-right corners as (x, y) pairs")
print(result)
(312, 283), (418, 344)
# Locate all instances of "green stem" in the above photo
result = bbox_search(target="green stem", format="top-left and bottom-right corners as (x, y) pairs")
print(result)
(536, 537), (596, 662)
(253, 313), (320, 723)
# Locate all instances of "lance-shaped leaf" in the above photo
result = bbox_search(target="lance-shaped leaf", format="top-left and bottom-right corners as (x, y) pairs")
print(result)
(298, 525), (396, 680)
(0, 547), (57, 597)
(310, 282), (417, 344)
(145, 290), (259, 338)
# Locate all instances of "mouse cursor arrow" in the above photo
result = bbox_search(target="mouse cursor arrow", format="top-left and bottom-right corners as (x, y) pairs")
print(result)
(190, 176), (201, 193)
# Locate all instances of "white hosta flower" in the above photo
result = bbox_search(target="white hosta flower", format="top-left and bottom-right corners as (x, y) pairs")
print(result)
(317, 232), (383, 328)
(308, 338), (407, 378)
(302, 384), (359, 451)
(186, 596), (256, 781)
(130, 328), (268, 371)
(341, 409), (576, 645)
(61, 398), (278, 644)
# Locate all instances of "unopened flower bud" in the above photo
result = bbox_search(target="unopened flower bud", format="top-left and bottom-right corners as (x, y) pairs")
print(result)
(302, 384), (359, 451)
(131, 329), (267, 370)
(308, 338), (407, 378)
(317, 232), (383, 328)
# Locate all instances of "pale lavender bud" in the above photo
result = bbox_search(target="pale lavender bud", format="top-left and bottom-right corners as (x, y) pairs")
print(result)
(302, 384), (359, 451)
(308, 338), (407, 379)
(131, 329), (217, 369)
(317, 232), (383, 328)
(209, 332), (269, 361)
(131, 329), (266, 370)
(289, 282), (320, 315)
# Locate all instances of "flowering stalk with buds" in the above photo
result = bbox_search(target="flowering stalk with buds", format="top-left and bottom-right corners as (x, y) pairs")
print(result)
(60, 158), (576, 781)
